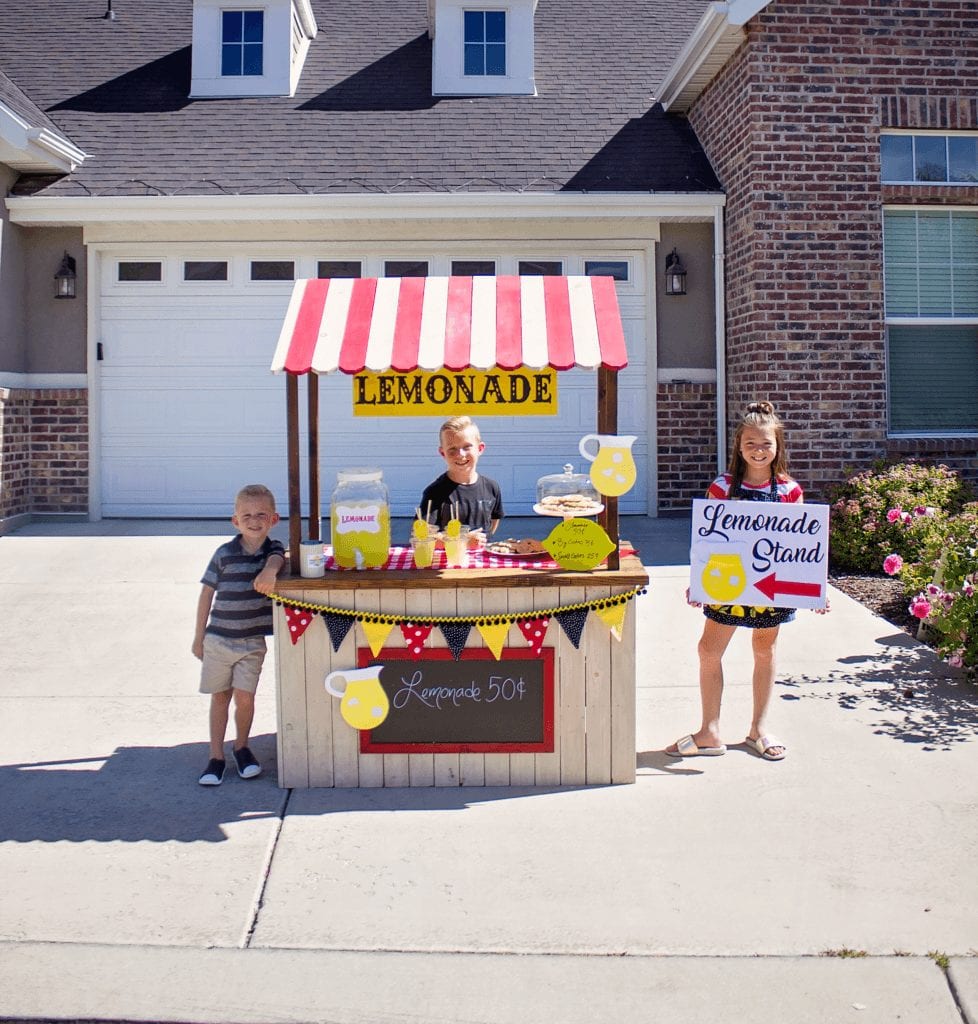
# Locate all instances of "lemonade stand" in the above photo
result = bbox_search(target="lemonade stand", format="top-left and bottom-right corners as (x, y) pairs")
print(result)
(268, 275), (649, 788)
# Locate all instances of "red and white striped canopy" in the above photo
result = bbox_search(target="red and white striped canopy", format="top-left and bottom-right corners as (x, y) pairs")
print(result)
(271, 275), (628, 374)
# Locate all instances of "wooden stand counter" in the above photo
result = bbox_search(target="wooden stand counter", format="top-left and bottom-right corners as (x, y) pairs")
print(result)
(273, 554), (648, 788)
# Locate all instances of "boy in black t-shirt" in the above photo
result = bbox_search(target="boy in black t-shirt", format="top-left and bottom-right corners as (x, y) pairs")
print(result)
(419, 416), (504, 544)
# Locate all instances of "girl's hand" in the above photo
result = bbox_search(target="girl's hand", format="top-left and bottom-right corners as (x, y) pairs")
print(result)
(685, 587), (702, 609)
(814, 600), (831, 615)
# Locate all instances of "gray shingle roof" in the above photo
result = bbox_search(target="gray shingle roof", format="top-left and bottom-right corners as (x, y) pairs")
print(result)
(0, 0), (720, 197)
(0, 67), (76, 142)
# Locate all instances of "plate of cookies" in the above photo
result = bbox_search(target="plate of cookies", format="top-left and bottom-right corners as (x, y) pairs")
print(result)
(485, 537), (549, 559)
(533, 495), (605, 518)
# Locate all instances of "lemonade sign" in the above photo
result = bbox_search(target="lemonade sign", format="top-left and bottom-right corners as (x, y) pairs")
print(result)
(689, 499), (829, 610)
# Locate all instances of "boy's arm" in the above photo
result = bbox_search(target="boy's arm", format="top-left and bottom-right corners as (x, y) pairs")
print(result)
(192, 584), (215, 660)
(254, 551), (285, 595)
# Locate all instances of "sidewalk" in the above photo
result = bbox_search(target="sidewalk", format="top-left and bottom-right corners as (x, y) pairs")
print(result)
(1, 516), (976, 1023)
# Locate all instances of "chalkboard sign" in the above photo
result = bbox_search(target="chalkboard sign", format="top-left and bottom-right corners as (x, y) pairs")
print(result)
(358, 647), (555, 754)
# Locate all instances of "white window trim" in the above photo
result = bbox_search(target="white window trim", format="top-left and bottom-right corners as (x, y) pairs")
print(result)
(881, 130), (978, 187)
(431, 0), (535, 96)
(190, 0), (316, 99)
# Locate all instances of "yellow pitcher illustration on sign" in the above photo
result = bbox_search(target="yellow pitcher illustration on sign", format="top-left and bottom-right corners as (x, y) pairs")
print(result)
(700, 552), (747, 602)
(578, 434), (637, 497)
(325, 666), (390, 730)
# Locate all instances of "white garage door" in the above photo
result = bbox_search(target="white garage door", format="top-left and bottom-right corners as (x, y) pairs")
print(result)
(98, 253), (649, 518)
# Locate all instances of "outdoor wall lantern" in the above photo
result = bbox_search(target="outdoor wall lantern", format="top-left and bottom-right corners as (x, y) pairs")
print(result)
(54, 251), (77, 299)
(664, 247), (687, 296)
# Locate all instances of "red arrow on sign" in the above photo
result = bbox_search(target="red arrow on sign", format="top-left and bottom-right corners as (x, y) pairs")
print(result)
(754, 573), (823, 601)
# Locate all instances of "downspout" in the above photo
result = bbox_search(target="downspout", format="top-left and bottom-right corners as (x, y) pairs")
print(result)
(713, 204), (727, 472)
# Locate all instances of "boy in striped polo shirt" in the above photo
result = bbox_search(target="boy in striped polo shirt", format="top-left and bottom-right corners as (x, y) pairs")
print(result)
(193, 484), (285, 786)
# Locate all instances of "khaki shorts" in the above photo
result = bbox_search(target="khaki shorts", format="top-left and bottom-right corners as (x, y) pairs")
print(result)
(199, 634), (267, 694)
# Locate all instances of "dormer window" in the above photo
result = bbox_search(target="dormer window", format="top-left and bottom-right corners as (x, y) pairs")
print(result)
(222, 10), (264, 77)
(430, 0), (536, 96)
(464, 11), (506, 77)
(191, 0), (316, 98)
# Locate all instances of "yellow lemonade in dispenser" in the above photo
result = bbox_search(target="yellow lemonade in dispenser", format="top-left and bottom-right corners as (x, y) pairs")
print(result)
(330, 469), (391, 569)
(578, 434), (638, 498)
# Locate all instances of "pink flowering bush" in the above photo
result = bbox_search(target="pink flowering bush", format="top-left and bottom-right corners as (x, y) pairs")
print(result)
(885, 503), (978, 677)
(829, 461), (970, 572)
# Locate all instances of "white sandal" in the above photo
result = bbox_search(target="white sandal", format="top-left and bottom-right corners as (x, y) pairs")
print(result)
(745, 734), (786, 761)
(667, 734), (727, 758)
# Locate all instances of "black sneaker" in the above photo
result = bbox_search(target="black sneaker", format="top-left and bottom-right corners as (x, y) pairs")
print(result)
(233, 746), (262, 779)
(198, 758), (226, 786)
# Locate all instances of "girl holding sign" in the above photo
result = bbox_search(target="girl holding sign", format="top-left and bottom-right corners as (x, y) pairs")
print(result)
(667, 401), (802, 763)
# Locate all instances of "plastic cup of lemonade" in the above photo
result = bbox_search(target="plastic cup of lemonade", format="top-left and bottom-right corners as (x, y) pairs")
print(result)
(443, 528), (470, 568)
(411, 535), (436, 568)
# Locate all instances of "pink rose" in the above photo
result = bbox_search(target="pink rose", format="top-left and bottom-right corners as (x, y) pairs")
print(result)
(948, 652), (964, 669)
(883, 554), (903, 576)
(926, 583), (941, 596)
(909, 597), (932, 620)
(901, 512), (913, 525)
(886, 508), (902, 523)
(963, 582), (974, 598)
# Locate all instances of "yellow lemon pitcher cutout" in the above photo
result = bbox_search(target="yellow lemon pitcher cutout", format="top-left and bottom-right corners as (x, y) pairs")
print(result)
(325, 666), (390, 730)
(700, 552), (747, 603)
(578, 434), (638, 497)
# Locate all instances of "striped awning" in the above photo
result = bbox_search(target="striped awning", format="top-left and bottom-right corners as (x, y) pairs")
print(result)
(271, 275), (628, 374)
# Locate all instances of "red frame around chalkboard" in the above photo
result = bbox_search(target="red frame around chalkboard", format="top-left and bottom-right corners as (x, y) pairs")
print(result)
(358, 646), (555, 754)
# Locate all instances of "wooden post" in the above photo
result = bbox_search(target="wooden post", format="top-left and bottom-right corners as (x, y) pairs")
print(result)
(597, 367), (620, 571)
(308, 373), (320, 541)
(286, 372), (301, 575)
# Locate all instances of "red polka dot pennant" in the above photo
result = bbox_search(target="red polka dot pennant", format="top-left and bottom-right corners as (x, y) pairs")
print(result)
(516, 616), (550, 656)
(283, 605), (315, 645)
(399, 621), (433, 659)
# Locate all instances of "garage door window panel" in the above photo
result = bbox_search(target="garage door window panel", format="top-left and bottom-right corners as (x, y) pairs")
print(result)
(118, 261), (163, 283)
(184, 260), (229, 282)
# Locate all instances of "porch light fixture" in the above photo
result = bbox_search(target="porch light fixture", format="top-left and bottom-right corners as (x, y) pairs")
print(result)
(54, 251), (77, 299)
(664, 247), (687, 295)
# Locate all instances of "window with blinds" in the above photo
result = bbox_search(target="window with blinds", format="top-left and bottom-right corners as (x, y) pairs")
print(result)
(883, 210), (978, 433)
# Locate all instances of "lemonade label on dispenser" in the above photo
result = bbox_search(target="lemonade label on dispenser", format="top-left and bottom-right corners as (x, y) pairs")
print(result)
(330, 468), (391, 569)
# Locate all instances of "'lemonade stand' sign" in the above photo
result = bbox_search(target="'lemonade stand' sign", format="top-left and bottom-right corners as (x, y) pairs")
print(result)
(689, 499), (829, 610)
(353, 368), (557, 416)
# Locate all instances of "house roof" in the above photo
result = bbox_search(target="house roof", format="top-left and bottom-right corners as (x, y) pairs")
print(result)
(0, 0), (721, 199)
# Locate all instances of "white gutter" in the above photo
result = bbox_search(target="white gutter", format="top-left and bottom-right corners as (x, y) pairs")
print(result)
(26, 127), (89, 170)
(7, 190), (725, 227)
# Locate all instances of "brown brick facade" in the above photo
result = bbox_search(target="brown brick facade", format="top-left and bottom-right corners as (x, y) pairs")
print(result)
(657, 382), (718, 512)
(687, 0), (978, 502)
(0, 388), (88, 523)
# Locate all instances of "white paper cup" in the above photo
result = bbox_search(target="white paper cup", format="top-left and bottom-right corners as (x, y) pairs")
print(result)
(299, 539), (326, 578)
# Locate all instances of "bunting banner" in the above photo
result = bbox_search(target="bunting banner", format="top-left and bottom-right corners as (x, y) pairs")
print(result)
(322, 610), (355, 652)
(476, 620), (511, 660)
(439, 620), (472, 661)
(516, 617), (550, 656)
(400, 621), (434, 658)
(361, 618), (395, 657)
(274, 587), (646, 659)
(554, 607), (588, 649)
(594, 601), (628, 641)
(284, 605), (315, 645)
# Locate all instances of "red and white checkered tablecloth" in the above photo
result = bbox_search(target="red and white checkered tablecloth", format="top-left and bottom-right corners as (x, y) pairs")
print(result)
(321, 545), (636, 572)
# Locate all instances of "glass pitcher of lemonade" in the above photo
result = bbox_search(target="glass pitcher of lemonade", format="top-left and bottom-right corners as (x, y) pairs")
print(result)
(330, 468), (391, 569)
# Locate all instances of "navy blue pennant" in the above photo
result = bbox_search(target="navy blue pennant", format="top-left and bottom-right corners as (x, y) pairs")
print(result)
(555, 607), (588, 649)
(439, 620), (472, 660)
(322, 611), (355, 652)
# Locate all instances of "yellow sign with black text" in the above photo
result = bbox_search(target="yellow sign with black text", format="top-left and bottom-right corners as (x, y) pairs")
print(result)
(353, 368), (558, 417)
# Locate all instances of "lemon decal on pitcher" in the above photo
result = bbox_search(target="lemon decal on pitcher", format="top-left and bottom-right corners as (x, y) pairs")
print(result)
(325, 667), (390, 730)
(700, 552), (747, 603)
(578, 434), (638, 497)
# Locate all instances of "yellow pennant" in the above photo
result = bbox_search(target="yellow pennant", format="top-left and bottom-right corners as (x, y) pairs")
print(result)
(360, 619), (394, 658)
(594, 602), (627, 641)
(476, 621), (511, 660)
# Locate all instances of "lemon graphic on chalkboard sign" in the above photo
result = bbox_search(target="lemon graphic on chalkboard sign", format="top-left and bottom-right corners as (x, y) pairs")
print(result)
(543, 518), (616, 572)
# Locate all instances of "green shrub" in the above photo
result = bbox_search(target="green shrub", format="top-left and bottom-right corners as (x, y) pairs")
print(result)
(828, 461), (972, 572)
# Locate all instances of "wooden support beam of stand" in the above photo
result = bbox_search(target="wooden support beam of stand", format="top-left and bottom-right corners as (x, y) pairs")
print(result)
(597, 366), (620, 571)
(286, 372), (301, 575)
(307, 374), (320, 541)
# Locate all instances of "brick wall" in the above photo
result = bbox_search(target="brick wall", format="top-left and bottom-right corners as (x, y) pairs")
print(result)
(657, 382), (718, 512)
(0, 388), (88, 521)
(687, 0), (978, 501)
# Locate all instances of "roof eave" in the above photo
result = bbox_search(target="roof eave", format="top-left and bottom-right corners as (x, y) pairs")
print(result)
(0, 103), (88, 173)
(655, 0), (772, 113)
